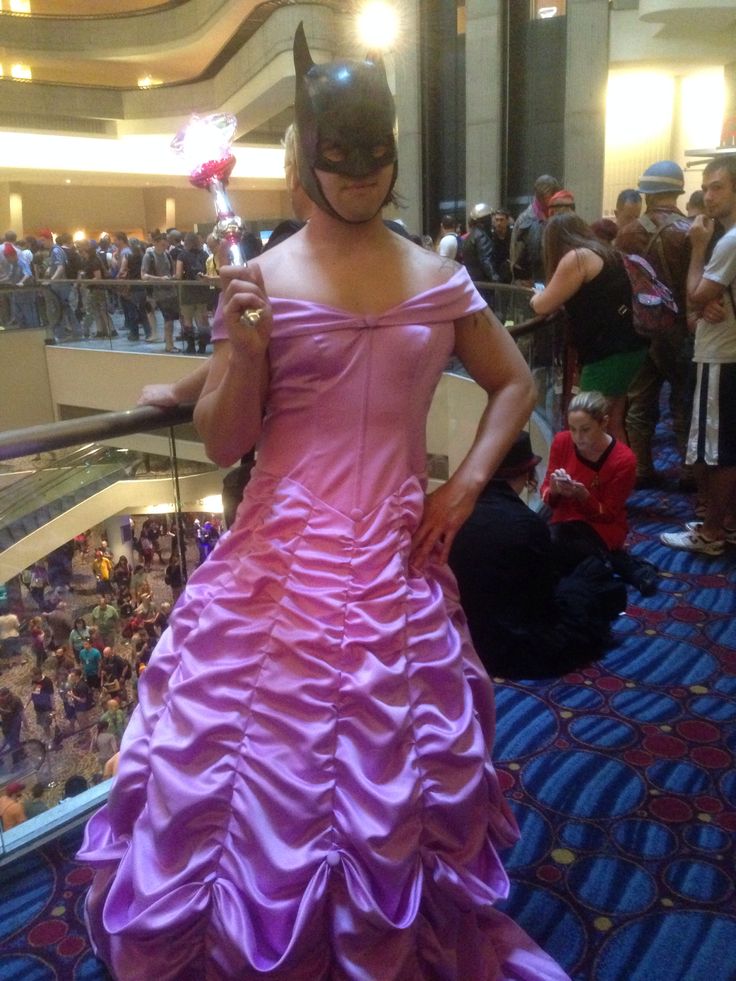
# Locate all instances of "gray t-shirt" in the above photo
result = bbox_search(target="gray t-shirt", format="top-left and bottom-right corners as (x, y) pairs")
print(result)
(142, 249), (177, 299)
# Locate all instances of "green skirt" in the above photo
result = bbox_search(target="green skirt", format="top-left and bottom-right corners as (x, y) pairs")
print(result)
(580, 348), (647, 397)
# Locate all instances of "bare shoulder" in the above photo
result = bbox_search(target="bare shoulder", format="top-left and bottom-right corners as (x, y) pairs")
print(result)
(395, 233), (462, 291)
(563, 247), (601, 277)
(249, 228), (305, 274)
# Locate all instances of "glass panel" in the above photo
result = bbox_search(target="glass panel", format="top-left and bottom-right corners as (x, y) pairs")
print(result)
(0, 420), (216, 857)
(0, 279), (214, 355)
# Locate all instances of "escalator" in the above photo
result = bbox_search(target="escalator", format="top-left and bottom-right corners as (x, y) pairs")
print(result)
(0, 439), (224, 583)
(0, 443), (141, 553)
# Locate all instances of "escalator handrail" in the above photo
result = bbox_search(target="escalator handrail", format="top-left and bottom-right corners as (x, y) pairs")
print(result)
(0, 403), (196, 463)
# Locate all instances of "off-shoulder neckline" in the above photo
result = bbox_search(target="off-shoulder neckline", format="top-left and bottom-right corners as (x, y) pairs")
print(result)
(266, 266), (470, 320)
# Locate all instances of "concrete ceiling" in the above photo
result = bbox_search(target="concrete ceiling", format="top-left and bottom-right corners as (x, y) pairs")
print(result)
(0, 0), (263, 89)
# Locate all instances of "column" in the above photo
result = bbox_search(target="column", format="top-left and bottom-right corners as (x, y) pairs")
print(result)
(564, 0), (610, 221)
(722, 60), (736, 148)
(9, 189), (23, 236)
(0, 182), (11, 232)
(104, 514), (134, 565)
(393, 0), (422, 236)
(465, 0), (505, 214)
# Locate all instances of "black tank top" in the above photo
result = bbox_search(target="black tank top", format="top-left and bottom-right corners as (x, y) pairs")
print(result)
(564, 253), (646, 364)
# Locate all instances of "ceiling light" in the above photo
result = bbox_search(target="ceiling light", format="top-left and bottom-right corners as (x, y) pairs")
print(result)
(356, 2), (400, 50)
(10, 64), (32, 80)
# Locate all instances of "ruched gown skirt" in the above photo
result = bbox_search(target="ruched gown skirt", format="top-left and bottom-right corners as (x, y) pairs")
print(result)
(78, 268), (570, 980)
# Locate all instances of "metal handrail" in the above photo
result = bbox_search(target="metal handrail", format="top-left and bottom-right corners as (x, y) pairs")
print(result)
(0, 403), (195, 463)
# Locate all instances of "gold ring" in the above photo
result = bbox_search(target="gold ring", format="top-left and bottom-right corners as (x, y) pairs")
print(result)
(240, 307), (264, 327)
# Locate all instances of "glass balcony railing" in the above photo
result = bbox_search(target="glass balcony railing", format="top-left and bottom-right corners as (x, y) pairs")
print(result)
(457, 280), (569, 436)
(0, 277), (219, 352)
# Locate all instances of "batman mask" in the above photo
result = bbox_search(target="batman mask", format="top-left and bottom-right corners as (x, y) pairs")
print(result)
(293, 22), (398, 224)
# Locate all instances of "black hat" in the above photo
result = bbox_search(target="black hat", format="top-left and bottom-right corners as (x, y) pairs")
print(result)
(293, 22), (398, 224)
(494, 432), (542, 480)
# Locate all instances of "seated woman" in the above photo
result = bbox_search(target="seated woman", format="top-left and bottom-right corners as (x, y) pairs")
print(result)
(541, 390), (656, 594)
(449, 430), (627, 679)
(530, 212), (647, 443)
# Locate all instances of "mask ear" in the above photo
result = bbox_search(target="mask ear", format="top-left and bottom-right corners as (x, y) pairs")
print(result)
(293, 22), (315, 78)
(365, 50), (389, 84)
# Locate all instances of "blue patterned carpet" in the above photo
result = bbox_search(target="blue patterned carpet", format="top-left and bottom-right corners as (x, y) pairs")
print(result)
(1, 411), (734, 980)
(497, 416), (736, 980)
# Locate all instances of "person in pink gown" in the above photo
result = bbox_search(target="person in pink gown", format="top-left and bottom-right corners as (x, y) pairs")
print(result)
(77, 24), (570, 981)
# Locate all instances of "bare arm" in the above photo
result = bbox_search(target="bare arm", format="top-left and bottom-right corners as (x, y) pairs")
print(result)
(529, 248), (593, 316)
(137, 361), (211, 407)
(687, 215), (721, 306)
(193, 263), (271, 466)
(411, 307), (536, 568)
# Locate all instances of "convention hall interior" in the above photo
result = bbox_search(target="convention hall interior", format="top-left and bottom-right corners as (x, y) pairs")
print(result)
(1, 2), (736, 979)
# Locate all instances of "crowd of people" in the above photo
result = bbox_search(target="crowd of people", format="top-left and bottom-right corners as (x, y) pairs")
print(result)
(0, 225), (264, 354)
(437, 154), (736, 560)
(0, 511), (218, 829)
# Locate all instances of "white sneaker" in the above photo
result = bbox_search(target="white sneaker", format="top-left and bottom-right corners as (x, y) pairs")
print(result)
(660, 529), (725, 556)
(685, 521), (736, 545)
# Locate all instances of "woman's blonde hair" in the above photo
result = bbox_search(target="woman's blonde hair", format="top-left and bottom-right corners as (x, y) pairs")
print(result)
(567, 390), (609, 423)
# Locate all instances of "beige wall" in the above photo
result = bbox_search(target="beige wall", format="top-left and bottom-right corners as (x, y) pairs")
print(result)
(0, 330), (56, 431)
(12, 184), (291, 239)
(45, 346), (201, 414)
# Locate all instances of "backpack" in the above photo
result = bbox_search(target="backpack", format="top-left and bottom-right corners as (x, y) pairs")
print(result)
(620, 253), (678, 339)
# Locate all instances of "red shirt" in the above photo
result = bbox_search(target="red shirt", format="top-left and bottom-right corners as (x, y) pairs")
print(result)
(541, 431), (636, 551)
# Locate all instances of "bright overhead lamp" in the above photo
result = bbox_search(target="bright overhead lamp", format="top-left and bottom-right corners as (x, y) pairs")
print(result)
(356, 2), (399, 51)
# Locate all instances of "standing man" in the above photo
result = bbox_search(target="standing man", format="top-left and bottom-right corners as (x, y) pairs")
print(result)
(92, 549), (113, 597)
(89, 594), (120, 648)
(142, 232), (180, 353)
(489, 208), (513, 284)
(615, 188), (642, 229)
(30, 668), (55, 745)
(462, 203), (497, 305)
(661, 155), (736, 554)
(616, 160), (692, 487)
(510, 173), (561, 285)
(46, 232), (82, 340)
(436, 215), (460, 260)
(77, 23), (568, 980)
(0, 687), (24, 763)
(100, 646), (130, 703)
(79, 638), (102, 693)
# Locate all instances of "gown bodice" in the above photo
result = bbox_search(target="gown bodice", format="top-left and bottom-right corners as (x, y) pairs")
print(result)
(244, 267), (485, 518)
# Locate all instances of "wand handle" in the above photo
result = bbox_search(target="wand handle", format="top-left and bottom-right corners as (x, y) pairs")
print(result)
(209, 178), (245, 267)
